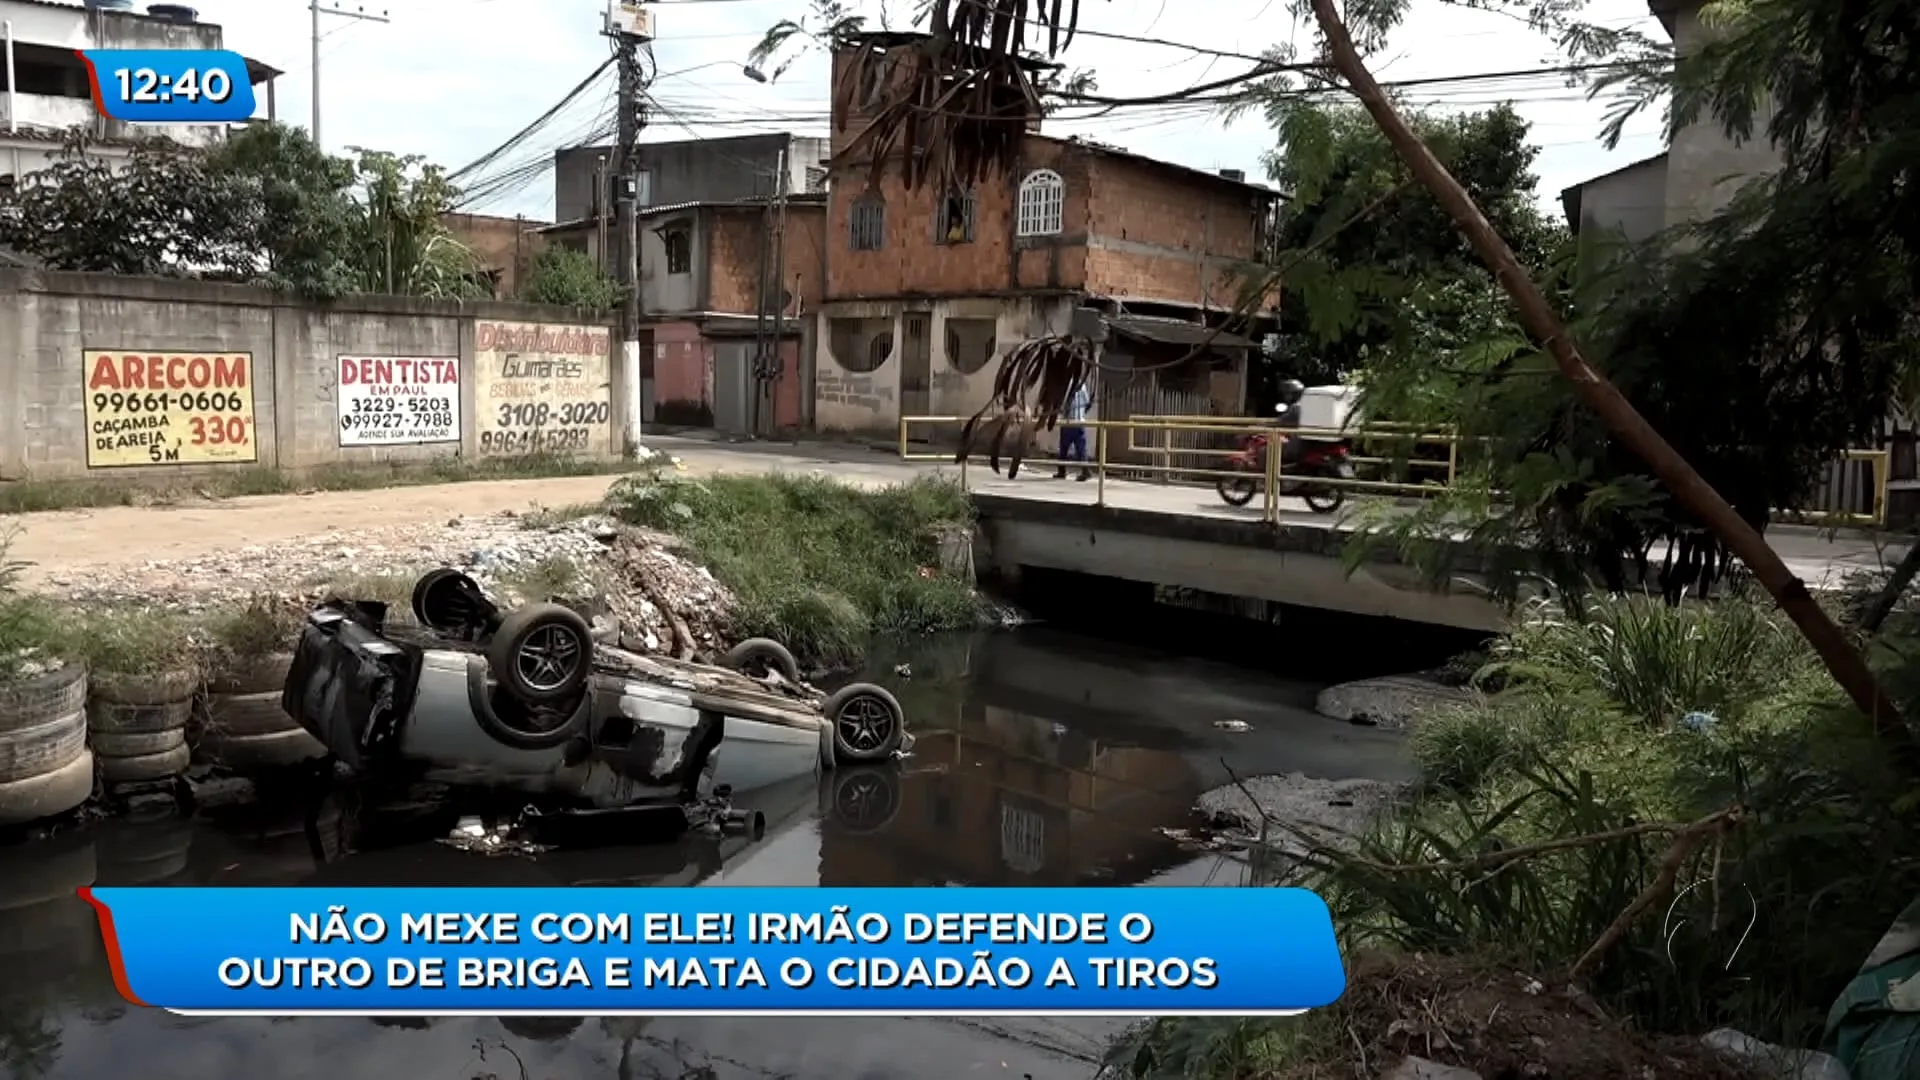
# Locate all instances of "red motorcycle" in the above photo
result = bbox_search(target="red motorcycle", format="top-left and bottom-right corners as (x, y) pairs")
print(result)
(1216, 431), (1354, 514)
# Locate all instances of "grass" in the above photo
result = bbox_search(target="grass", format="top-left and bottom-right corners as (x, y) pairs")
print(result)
(0, 451), (642, 515)
(605, 471), (985, 669)
(1114, 588), (1920, 1078)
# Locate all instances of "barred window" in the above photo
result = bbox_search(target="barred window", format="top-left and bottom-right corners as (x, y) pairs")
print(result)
(1015, 169), (1064, 236)
(850, 195), (885, 250)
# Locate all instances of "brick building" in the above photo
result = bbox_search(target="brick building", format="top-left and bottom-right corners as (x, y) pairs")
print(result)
(440, 212), (545, 298)
(631, 195), (827, 435)
(814, 31), (1283, 439)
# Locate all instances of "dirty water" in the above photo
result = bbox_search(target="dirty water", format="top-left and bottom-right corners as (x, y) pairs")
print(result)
(0, 626), (1416, 1080)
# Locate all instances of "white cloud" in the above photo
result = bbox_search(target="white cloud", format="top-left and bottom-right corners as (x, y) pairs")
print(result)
(190, 0), (1668, 221)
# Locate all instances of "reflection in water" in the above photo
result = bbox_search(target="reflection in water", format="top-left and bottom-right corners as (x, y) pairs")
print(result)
(0, 627), (1410, 1079)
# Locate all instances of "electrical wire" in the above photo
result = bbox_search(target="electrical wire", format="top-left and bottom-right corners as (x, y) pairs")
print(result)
(450, 53), (618, 181)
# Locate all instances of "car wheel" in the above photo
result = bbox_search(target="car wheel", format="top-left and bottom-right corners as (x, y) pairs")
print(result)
(824, 683), (906, 763)
(411, 569), (495, 634)
(722, 638), (800, 683)
(486, 603), (594, 705)
(829, 767), (901, 834)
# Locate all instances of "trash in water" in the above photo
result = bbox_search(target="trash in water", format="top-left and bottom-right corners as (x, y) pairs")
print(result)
(1214, 719), (1251, 732)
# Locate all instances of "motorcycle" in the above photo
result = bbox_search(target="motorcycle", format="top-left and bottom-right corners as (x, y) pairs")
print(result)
(1215, 426), (1356, 514)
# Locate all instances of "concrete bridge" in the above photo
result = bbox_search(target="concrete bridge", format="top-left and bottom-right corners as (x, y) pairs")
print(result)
(958, 471), (1902, 633)
(646, 435), (1905, 633)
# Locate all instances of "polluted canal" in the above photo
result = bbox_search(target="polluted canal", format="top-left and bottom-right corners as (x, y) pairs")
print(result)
(0, 621), (1431, 1080)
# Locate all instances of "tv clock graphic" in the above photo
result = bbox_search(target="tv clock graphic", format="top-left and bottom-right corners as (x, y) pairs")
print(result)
(77, 49), (257, 124)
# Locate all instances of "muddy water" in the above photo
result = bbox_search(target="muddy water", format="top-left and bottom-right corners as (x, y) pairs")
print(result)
(0, 627), (1415, 1080)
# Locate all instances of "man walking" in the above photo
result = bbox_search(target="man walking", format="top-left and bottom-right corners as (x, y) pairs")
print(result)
(1056, 375), (1093, 481)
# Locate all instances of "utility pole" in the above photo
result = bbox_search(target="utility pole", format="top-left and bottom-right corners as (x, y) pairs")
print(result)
(309, 2), (389, 149)
(767, 148), (789, 435)
(605, 0), (653, 458)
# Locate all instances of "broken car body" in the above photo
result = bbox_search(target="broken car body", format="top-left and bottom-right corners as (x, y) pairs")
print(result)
(280, 569), (913, 839)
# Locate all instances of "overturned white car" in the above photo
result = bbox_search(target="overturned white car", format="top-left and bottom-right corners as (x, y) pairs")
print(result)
(281, 569), (913, 826)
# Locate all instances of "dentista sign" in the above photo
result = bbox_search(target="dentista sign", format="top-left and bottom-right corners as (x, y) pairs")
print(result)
(336, 356), (460, 447)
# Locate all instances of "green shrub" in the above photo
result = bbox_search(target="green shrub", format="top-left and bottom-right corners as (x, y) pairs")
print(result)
(606, 472), (983, 668)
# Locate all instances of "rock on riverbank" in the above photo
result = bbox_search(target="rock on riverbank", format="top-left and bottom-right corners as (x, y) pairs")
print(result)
(1316, 672), (1478, 730)
(1196, 773), (1410, 860)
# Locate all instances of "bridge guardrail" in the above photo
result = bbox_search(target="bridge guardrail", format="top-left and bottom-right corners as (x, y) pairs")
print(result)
(896, 414), (1890, 527)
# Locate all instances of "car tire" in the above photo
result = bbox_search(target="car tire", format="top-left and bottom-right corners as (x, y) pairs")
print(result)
(722, 638), (800, 683)
(486, 603), (594, 705)
(97, 743), (190, 784)
(0, 709), (87, 783)
(412, 569), (495, 634)
(827, 766), (901, 834)
(824, 683), (906, 763)
(0, 664), (87, 736)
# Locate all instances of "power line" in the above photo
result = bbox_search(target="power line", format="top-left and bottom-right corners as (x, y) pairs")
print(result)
(451, 54), (619, 180)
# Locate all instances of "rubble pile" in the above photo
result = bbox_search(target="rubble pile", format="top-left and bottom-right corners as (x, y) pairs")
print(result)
(597, 530), (734, 661)
(35, 510), (743, 659)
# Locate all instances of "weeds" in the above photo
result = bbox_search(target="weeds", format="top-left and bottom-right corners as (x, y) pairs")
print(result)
(1120, 591), (1920, 1078)
(198, 595), (305, 665)
(496, 554), (588, 602)
(606, 472), (983, 668)
(62, 606), (199, 675)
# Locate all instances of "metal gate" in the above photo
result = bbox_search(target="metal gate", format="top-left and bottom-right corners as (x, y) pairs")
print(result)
(711, 342), (751, 435)
(901, 312), (932, 420)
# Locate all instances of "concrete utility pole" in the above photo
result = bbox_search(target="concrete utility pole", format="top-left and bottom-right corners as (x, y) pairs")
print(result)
(309, 2), (389, 149)
(605, 0), (653, 458)
(767, 147), (789, 433)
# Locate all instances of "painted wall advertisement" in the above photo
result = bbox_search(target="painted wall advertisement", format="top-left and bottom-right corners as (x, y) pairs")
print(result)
(336, 355), (460, 446)
(472, 321), (612, 456)
(82, 351), (258, 468)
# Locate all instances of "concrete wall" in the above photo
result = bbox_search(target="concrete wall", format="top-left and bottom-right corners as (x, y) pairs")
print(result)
(1663, 2), (1782, 224)
(638, 208), (704, 314)
(813, 295), (1078, 436)
(0, 270), (619, 480)
(1564, 155), (1669, 241)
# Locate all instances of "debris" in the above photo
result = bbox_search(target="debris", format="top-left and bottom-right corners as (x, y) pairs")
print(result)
(1213, 718), (1250, 732)
(893, 663), (913, 678)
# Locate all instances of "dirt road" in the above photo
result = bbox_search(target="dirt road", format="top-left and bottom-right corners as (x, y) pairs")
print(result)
(4, 439), (936, 591)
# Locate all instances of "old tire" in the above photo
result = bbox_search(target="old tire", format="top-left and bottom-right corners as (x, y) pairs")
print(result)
(486, 603), (593, 705)
(203, 690), (298, 738)
(200, 728), (326, 772)
(88, 697), (191, 735)
(96, 818), (194, 885)
(0, 750), (96, 826)
(90, 668), (197, 707)
(206, 652), (293, 696)
(0, 709), (86, 783)
(89, 728), (186, 759)
(97, 743), (190, 784)
(723, 638), (800, 683)
(824, 683), (906, 763)
(0, 664), (87, 735)
(413, 569), (495, 633)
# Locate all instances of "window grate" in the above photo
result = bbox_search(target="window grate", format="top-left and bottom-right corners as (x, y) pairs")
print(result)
(1015, 169), (1065, 237)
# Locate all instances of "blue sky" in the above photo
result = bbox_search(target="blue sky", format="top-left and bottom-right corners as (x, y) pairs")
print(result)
(189, 0), (1669, 221)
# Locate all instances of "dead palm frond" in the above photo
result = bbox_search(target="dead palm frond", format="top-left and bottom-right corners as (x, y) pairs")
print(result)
(837, 0), (1088, 191)
(956, 335), (1093, 478)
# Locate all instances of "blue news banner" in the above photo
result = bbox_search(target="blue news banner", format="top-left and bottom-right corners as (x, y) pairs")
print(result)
(81, 887), (1346, 1015)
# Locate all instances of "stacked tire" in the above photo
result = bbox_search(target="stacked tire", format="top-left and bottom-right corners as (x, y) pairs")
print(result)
(87, 669), (195, 785)
(0, 665), (94, 826)
(196, 651), (324, 772)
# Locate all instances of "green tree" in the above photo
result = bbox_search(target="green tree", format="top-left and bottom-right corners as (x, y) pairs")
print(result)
(1237, 96), (1564, 406)
(520, 246), (619, 309)
(0, 123), (483, 301)
(0, 131), (262, 278)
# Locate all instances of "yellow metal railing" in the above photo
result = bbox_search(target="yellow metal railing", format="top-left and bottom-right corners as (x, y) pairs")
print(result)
(896, 414), (1891, 527)
(897, 414), (1457, 524)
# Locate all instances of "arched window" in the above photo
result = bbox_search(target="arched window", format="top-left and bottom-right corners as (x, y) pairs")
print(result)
(1015, 169), (1064, 236)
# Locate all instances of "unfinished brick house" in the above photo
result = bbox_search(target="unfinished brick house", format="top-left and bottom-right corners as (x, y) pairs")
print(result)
(814, 31), (1283, 441)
